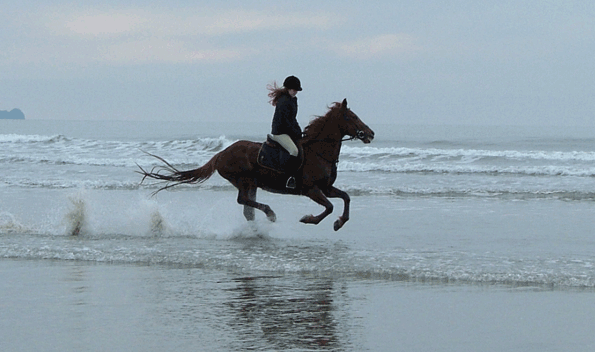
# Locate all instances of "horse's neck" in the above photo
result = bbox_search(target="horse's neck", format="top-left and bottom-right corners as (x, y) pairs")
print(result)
(305, 118), (343, 143)
(302, 124), (343, 162)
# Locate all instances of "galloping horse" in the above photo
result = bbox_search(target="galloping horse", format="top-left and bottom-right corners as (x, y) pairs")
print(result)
(138, 99), (374, 231)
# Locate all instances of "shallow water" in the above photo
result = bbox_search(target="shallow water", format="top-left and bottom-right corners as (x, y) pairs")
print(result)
(2, 120), (595, 350)
(2, 188), (595, 288)
(3, 259), (595, 352)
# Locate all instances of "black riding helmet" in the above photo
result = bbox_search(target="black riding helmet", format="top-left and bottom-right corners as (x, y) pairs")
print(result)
(283, 76), (302, 91)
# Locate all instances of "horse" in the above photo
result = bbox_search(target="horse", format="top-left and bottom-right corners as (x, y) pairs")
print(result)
(138, 99), (374, 231)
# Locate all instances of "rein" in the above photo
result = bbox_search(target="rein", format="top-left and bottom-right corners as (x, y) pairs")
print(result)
(300, 112), (365, 165)
(305, 133), (361, 143)
(342, 131), (365, 142)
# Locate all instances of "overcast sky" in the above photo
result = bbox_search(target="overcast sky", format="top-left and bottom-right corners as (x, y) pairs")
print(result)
(2, 1), (594, 126)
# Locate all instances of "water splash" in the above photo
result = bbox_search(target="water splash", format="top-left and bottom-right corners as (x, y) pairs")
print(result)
(229, 221), (273, 241)
(64, 195), (86, 236)
(0, 212), (27, 233)
(149, 210), (167, 236)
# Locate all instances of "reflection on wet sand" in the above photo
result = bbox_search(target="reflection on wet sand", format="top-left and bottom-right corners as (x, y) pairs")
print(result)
(225, 276), (344, 350)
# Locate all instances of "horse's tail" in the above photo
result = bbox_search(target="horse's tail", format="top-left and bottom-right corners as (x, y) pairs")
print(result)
(137, 151), (219, 195)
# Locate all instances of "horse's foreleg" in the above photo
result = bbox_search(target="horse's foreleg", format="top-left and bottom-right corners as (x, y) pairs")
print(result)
(326, 186), (350, 231)
(237, 187), (276, 222)
(300, 186), (334, 226)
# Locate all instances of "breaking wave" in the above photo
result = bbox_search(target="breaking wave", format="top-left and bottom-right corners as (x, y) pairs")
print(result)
(3, 134), (595, 177)
(1, 230), (594, 289)
(0, 134), (232, 167)
(339, 145), (595, 177)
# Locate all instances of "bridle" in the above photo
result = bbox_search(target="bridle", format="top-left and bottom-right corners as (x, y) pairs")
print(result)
(301, 112), (367, 164)
(342, 130), (366, 142)
(302, 111), (368, 145)
(341, 112), (367, 142)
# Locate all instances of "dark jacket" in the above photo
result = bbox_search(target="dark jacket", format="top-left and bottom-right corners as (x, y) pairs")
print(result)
(271, 94), (301, 142)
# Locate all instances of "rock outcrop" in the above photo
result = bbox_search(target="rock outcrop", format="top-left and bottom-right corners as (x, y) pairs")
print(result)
(0, 109), (25, 119)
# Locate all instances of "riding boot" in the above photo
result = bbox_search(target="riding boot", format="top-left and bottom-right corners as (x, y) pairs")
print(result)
(285, 156), (300, 189)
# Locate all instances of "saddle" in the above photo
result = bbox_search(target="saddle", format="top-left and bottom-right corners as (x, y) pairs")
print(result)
(257, 135), (302, 173)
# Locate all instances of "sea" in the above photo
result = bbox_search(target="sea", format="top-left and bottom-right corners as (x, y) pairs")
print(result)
(2, 119), (595, 351)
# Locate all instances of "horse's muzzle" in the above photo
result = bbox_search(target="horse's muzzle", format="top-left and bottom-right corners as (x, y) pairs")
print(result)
(358, 130), (374, 144)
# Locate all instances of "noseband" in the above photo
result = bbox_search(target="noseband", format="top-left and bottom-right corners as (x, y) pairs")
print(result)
(341, 113), (367, 142)
(341, 130), (366, 142)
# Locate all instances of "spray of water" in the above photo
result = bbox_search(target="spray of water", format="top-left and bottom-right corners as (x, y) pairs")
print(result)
(0, 212), (27, 233)
(149, 210), (166, 236)
(64, 195), (86, 236)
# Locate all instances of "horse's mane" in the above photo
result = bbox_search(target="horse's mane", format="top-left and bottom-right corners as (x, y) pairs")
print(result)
(302, 102), (343, 141)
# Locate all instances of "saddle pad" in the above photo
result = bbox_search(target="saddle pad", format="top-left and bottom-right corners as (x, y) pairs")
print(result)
(257, 139), (292, 172)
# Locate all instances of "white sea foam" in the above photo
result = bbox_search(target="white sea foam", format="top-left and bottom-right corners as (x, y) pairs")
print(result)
(341, 145), (595, 162)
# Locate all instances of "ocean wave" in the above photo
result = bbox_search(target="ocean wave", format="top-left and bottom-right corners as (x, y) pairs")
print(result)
(4, 133), (595, 177)
(0, 133), (72, 144)
(338, 160), (595, 177)
(339, 186), (595, 201)
(1, 179), (141, 190)
(1, 236), (593, 289)
(336, 145), (595, 177)
(6, 132), (595, 162)
(341, 145), (595, 162)
(0, 178), (235, 191)
(0, 134), (234, 167)
(4, 174), (595, 201)
(0, 133), (234, 151)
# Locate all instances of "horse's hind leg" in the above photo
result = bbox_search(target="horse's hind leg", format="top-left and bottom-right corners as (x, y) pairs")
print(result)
(243, 188), (256, 221)
(237, 184), (276, 222)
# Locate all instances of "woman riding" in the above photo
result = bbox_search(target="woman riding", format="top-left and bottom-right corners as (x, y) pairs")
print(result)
(268, 75), (303, 189)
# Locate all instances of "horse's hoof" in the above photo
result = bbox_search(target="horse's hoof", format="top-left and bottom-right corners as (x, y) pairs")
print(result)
(333, 217), (348, 231)
(300, 215), (315, 224)
(267, 212), (277, 222)
(333, 219), (343, 231)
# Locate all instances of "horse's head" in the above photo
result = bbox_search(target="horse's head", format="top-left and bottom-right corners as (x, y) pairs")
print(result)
(338, 99), (375, 144)
(303, 99), (375, 144)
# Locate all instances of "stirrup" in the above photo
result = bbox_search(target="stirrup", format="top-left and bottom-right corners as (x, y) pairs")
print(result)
(286, 176), (296, 189)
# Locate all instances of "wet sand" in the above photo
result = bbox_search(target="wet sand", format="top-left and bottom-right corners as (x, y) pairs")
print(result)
(2, 258), (595, 352)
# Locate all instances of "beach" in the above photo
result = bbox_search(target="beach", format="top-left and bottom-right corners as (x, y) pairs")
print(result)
(2, 120), (595, 351)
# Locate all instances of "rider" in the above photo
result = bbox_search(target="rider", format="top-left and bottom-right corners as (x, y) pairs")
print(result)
(268, 75), (303, 189)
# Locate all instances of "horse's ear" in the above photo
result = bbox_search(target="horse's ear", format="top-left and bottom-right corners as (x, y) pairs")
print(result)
(341, 99), (348, 109)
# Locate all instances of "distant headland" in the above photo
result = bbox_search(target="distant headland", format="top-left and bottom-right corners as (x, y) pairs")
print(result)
(0, 109), (25, 119)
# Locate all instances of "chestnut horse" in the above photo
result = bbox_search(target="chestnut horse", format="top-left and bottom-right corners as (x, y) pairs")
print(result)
(138, 99), (374, 231)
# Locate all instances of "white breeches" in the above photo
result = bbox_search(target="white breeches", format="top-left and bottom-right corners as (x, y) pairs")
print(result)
(269, 134), (299, 157)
